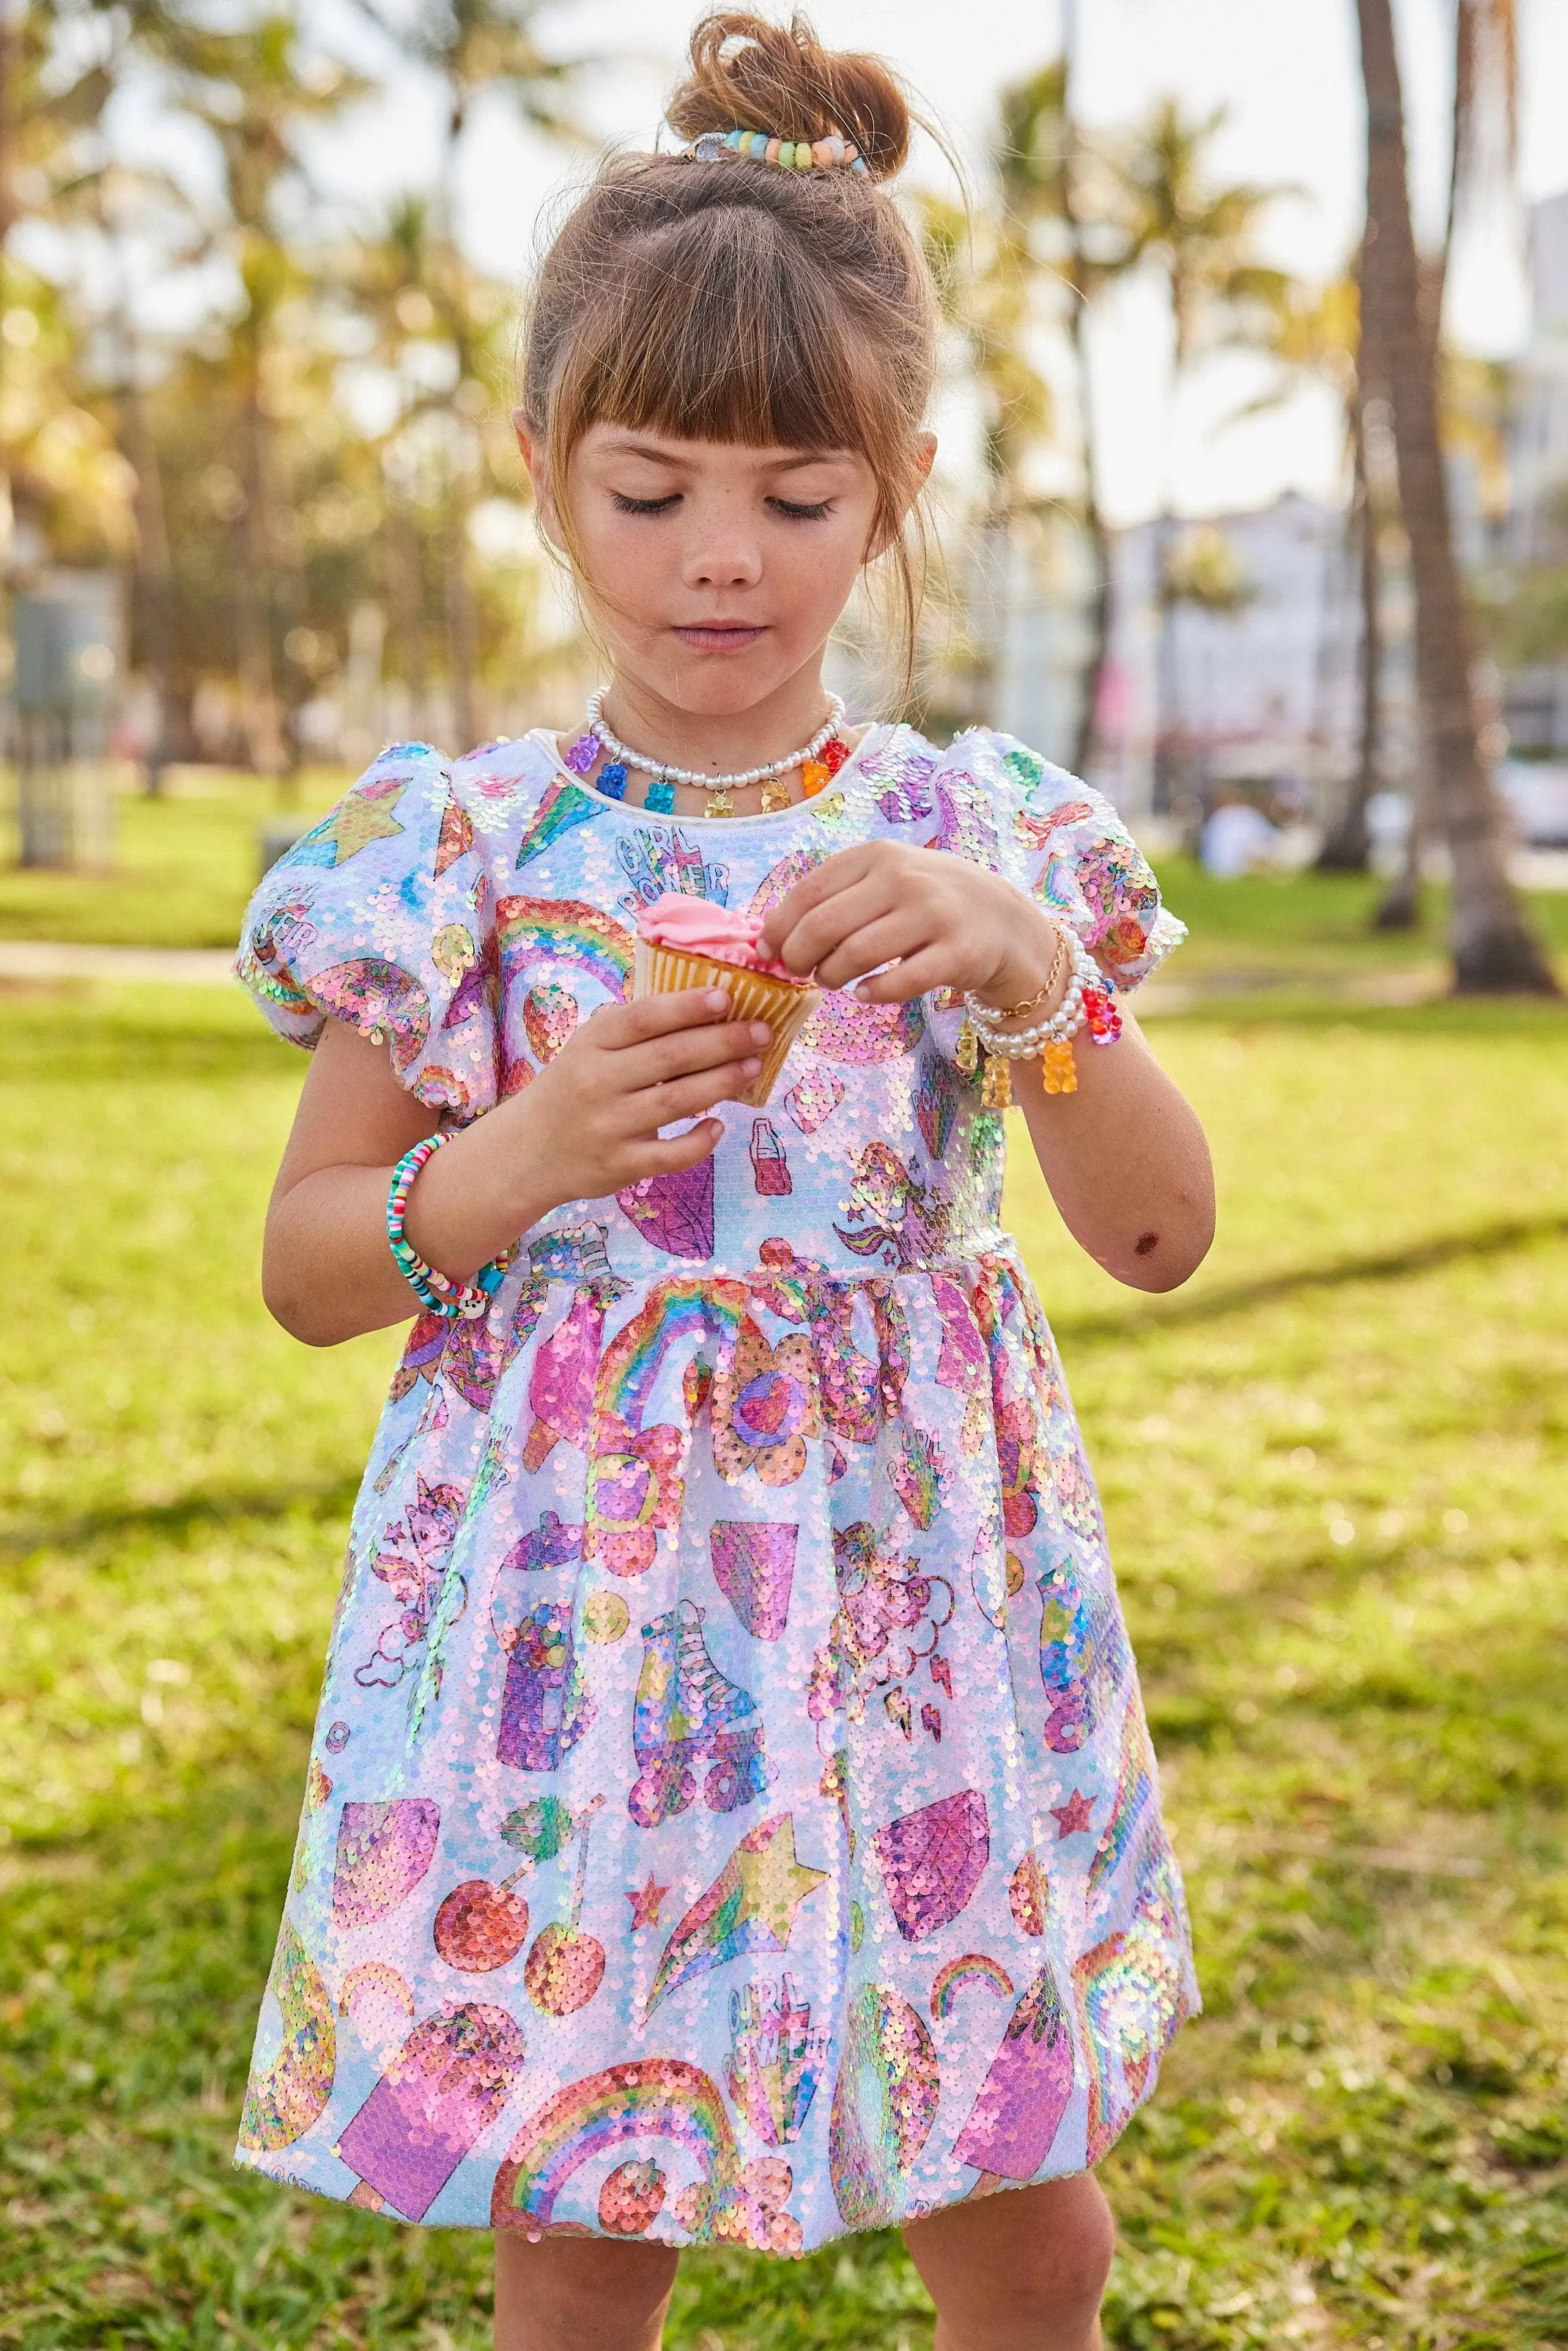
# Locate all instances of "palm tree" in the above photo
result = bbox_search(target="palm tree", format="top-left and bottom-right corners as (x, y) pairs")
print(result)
(155, 12), (362, 776)
(1354, 0), (1553, 989)
(1230, 270), (1385, 869)
(918, 188), (1055, 721)
(985, 47), (1132, 776)
(1105, 99), (1292, 806)
(345, 0), (580, 748)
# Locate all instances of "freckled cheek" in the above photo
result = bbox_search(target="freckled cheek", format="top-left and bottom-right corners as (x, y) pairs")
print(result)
(771, 534), (864, 638)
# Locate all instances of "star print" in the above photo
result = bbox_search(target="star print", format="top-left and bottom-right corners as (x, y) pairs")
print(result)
(732, 1813), (832, 1947)
(626, 1875), (669, 1930)
(1051, 1790), (1095, 1839)
(317, 778), (408, 863)
(645, 1812), (832, 2017)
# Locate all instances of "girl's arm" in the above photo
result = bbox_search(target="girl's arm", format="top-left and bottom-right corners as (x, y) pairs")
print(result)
(759, 842), (1215, 1293)
(262, 992), (774, 1346)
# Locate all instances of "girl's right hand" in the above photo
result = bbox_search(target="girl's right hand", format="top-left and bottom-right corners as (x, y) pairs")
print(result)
(503, 989), (772, 1215)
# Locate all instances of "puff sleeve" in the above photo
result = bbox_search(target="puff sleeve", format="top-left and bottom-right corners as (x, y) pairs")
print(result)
(984, 734), (1186, 991)
(234, 742), (499, 1120)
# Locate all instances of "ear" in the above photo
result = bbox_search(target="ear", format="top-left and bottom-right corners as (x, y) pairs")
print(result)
(513, 409), (563, 549)
(865, 432), (938, 560)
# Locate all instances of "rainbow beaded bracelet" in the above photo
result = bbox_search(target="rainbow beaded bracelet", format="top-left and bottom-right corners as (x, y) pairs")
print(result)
(387, 1132), (513, 1321)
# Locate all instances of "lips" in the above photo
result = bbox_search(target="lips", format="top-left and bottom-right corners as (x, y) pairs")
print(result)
(673, 623), (766, 652)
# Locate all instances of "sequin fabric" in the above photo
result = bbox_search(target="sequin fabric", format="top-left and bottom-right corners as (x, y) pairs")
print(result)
(232, 721), (1199, 2248)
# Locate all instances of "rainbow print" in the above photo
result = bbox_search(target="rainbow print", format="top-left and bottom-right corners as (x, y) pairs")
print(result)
(513, 778), (605, 870)
(494, 895), (634, 999)
(593, 1279), (747, 1433)
(930, 1952), (1015, 2021)
(237, 1918), (336, 2152)
(828, 1982), (940, 2230)
(1087, 1704), (1155, 1896)
(339, 1961), (414, 2023)
(491, 2057), (737, 2231)
(1073, 1855), (1188, 2164)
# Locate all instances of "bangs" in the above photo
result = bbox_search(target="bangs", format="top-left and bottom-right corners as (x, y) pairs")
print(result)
(545, 194), (909, 467)
(521, 144), (939, 702)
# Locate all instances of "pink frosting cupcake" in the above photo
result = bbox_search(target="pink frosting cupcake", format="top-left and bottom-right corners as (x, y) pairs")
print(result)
(632, 894), (820, 1107)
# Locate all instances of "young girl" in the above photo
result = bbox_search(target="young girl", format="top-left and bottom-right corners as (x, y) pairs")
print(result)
(234, 17), (1214, 2348)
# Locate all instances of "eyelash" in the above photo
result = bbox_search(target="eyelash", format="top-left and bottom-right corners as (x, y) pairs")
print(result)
(608, 493), (834, 521)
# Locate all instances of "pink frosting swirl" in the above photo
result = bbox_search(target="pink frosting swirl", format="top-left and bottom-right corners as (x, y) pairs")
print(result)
(637, 893), (802, 981)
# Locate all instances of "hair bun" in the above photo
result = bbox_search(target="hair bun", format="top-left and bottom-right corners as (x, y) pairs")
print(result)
(666, 10), (912, 181)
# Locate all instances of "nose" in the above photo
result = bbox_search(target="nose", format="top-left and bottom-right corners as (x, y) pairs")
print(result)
(681, 506), (763, 594)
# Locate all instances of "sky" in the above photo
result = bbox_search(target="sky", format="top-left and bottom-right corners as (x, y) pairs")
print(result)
(140, 0), (1568, 528)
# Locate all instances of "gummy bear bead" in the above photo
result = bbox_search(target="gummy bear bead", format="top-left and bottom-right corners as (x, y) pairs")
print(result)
(802, 760), (829, 795)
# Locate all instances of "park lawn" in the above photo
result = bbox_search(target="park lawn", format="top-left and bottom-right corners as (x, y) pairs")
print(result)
(4, 761), (1568, 1000)
(0, 769), (350, 950)
(1, 983), (1566, 2351)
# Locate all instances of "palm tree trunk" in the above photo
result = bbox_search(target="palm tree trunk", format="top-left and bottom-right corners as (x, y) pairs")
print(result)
(105, 256), (180, 791)
(1355, 0), (1555, 990)
(1059, 15), (1109, 781)
(237, 377), (286, 778)
(122, 374), (180, 795)
(445, 435), (479, 751)
(1317, 396), (1380, 869)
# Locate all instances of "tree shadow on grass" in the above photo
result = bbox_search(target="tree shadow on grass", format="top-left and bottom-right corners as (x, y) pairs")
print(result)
(0, 1475), (363, 1565)
(1056, 1210), (1568, 1346)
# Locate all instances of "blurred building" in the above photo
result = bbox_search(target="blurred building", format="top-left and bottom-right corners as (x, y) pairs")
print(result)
(1003, 494), (1416, 825)
(1504, 188), (1568, 755)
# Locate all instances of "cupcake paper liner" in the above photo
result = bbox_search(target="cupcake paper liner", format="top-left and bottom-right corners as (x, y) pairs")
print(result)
(632, 940), (820, 1107)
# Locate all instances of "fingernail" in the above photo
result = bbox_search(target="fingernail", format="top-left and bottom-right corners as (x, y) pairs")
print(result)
(706, 989), (729, 1011)
(751, 1023), (773, 1044)
(742, 1057), (761, 1076)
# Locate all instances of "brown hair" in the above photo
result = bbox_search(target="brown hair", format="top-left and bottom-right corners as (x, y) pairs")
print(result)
(518, 11), (940, 699)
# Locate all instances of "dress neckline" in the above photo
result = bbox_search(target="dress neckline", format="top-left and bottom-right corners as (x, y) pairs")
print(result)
(529, 720), (898, 826)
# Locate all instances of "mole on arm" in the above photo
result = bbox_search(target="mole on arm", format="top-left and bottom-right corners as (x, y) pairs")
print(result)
(1134, 1230), (1160, 1258)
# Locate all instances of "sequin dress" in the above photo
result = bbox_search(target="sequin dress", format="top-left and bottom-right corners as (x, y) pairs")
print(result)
(232, 720), (1199, 2252)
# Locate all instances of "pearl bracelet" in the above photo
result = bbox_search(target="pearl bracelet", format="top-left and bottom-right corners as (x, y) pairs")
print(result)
(956, 929), (1122, 1106)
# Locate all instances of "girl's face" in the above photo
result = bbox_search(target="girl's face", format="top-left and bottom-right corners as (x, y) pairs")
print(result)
(519, 422), (933, 721)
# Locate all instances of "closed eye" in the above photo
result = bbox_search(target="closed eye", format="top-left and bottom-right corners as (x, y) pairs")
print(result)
(611, 492), (681, 515)
(769, 496), (833, 520)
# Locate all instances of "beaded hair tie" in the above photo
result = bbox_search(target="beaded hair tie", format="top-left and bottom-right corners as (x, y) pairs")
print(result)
(683, 125), (870, 175)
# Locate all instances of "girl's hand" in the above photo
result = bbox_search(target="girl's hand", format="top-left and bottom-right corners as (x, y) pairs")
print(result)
(261, 992), (769, 1348)
(758, 841), (1063, 1008)
(503, 989), (773, 1213)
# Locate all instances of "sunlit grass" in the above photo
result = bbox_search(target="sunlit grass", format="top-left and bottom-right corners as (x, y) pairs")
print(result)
(0, 768), (350, 949)
(4, 764), (1568, 995)
(1, 985), (1565, 2349)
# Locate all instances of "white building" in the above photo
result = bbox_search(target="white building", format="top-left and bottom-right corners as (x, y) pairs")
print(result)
(1504, 188), (1568, 753)
(1002, 492), (1417, 823)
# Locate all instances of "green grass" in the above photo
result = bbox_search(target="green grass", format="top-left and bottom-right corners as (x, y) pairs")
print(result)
(4, 762), (1568, 1001)
(2, 984), (1567, 2350)
(0, 769), (350, 948)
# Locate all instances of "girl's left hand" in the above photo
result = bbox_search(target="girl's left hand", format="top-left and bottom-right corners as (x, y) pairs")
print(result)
(759, 841), (1063, 1008)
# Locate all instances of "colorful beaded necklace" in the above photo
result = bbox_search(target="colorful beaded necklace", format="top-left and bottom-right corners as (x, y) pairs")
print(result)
(563, 690), (851, 819)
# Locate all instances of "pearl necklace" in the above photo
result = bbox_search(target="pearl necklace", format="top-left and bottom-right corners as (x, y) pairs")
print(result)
(565, 689), (848, 819)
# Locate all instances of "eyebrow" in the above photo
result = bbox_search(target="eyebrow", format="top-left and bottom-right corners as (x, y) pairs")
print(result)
(597, 437), (851, 473)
